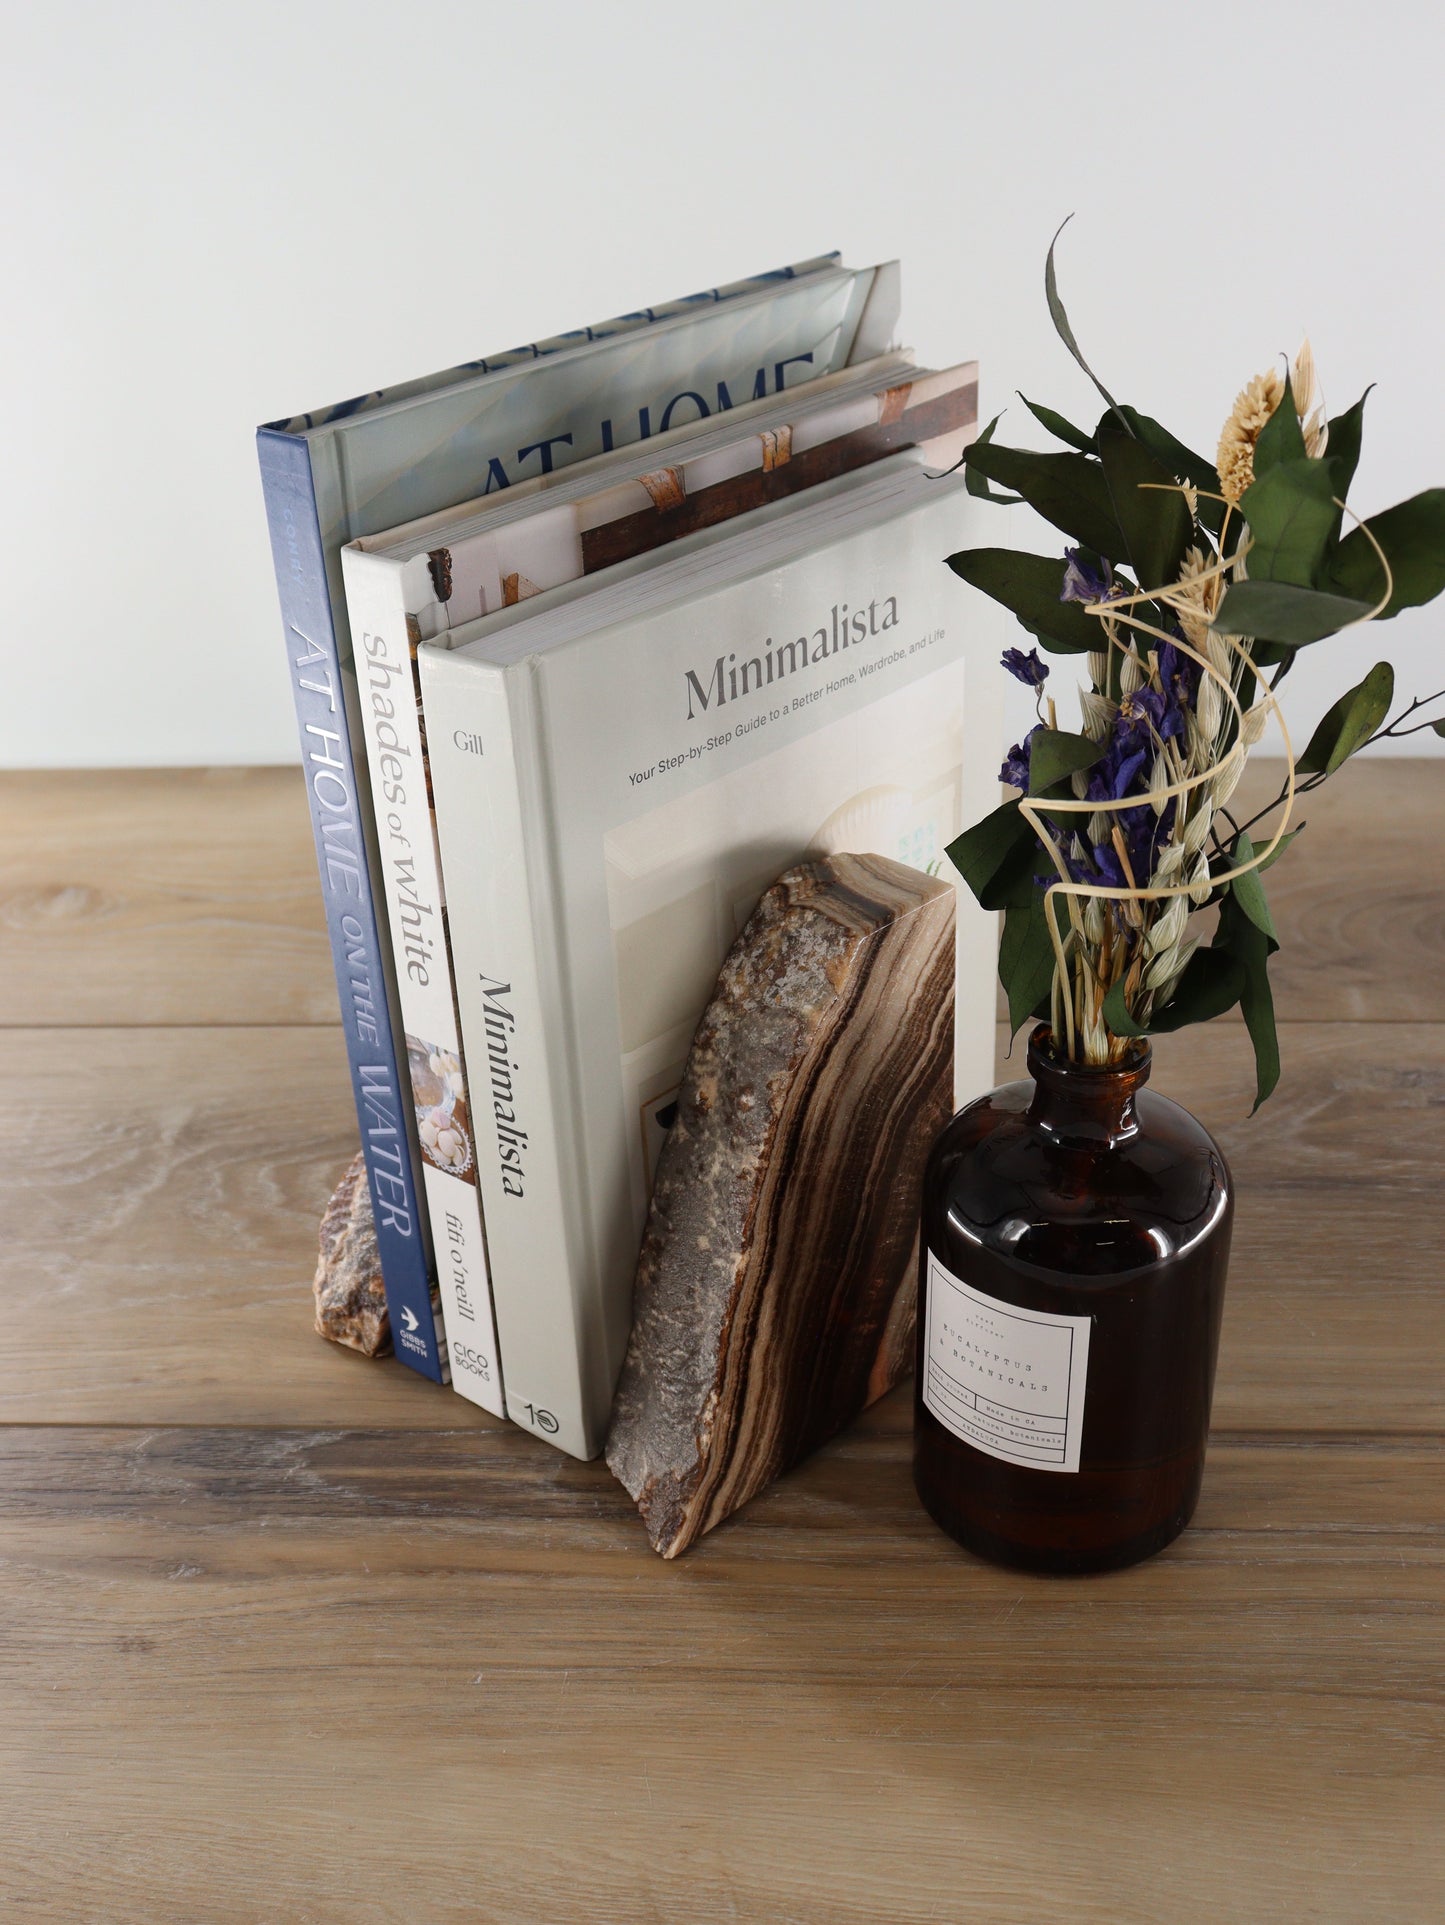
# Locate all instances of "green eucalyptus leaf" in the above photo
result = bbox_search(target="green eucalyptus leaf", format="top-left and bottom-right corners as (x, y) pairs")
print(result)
(1044, 217), (1126, 425)
(1146, 945), (1246, 1032)
(1116, 406), (1226, 537)
(1258, 643), (1297, 679)
(1323, 387), (1371, 504)
(1251, 373), (1306, 478)
(1256, 828), (1299, 872)
(945, 796), (1030, 906)
(1329, 488), (1445, 618)
(1018, 393), (1095, 453)
(944, 547), (1104, 653)
(965, 414), (1025, 505)
(999, 888), (1059, 1033)
(979, 840), (1045, 912)
(1217, 892), (1280, 1112)
(1237, 455), (1343, 587)
(1114, 409), (1220, 492)
(977, 850), (1046, 908)
(1027, 727), (1104, 796)
(1098, 418), (1194, 594)
(1297, 661), (1394, 775)
(1225, 831), (1277, 941)
(1234, 656), (1257, 718)
(1212, 579), (1376, 644)
(947, 799), (1050, 912)
(1103, 945), (1246, 1038)
(1102, 975), (1149, 1038)
(964, 440), (1129, 562)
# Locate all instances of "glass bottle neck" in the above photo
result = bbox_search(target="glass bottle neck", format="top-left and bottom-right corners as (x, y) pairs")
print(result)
(1024, 1026), (1150, 1148)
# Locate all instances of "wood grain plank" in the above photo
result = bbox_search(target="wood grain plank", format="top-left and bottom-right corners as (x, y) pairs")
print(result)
(0, 1024), (491, 1429)
(2, 760), (1439, 1033)
(0, 759), (1438, 1923)
(0, 767), (335, 1027)
(0, 1422), (1441, 1925)
(2, 1022), (1440, 1434)
(1229, 756), (1445, 1022)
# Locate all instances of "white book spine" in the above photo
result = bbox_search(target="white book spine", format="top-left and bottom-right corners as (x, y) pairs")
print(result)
(423, 649), (603, 1460)
(342, 547), (505, 1418)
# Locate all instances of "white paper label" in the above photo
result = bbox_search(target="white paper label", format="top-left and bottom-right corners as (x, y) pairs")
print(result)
(922, 1250), (1091, 1473)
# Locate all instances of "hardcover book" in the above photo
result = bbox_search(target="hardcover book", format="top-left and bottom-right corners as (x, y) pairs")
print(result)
(420, 458), (1006, 1459)
(257, 253), (898, 1384)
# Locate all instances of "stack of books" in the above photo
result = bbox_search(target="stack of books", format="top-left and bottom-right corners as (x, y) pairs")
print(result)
(258, 252), (1005, 1462)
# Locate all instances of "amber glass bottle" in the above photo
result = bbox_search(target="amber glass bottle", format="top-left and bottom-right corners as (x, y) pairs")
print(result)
(914, 1026), (1232, 1573)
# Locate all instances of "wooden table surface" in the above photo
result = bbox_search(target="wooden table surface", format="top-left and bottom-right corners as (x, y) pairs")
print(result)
(2, 760), (1441, 1923)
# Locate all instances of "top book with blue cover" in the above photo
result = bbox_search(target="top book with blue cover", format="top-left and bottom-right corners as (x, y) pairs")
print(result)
(255, 253), (901, 1382)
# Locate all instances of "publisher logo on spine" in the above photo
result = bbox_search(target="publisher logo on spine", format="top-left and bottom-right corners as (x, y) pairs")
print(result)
(396, 1303), (430, 1359)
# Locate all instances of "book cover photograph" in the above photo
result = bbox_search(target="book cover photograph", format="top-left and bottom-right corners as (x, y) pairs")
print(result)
(407, 1037), (472, 1179)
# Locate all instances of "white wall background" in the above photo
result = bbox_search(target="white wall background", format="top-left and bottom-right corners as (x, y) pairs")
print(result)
(3, 0), (1441, 768)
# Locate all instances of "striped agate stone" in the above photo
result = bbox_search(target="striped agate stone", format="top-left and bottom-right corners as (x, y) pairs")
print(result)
(313, 1151), (391, 1358)
(605, 851), (956, 1557)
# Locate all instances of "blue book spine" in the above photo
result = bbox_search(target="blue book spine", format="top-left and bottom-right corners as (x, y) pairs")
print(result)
(256, 427), (446, 1383)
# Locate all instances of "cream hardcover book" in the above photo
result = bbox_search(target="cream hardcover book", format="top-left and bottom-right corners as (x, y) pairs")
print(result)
(420, 458), (1005, 1459)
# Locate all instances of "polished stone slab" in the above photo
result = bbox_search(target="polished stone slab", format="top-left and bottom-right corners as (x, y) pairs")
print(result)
(607, 852), (955, 1556)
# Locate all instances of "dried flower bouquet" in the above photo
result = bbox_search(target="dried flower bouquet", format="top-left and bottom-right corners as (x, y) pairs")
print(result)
(946, 226), (1445, 1106)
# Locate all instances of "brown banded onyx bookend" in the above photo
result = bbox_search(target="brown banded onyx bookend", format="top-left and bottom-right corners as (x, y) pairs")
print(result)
(606, 851), (956, 1557)
(313, 1151), (391, 1357)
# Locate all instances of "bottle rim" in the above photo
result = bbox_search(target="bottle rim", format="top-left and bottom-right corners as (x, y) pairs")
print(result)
(1026, 1023), (1152, 1084)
